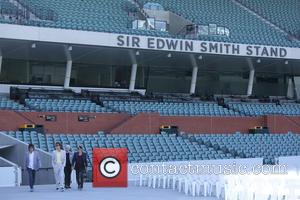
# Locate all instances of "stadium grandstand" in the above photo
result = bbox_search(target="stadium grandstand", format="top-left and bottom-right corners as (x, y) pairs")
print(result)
(0, 0), (299, 199)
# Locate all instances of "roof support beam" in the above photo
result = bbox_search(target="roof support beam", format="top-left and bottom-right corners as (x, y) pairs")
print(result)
(64, 46), (72, 88)
(246, 58), (255, 96)
(129, 50), (138, 92)
(0, 48), (2, 75)
(189, 54), (199, 94)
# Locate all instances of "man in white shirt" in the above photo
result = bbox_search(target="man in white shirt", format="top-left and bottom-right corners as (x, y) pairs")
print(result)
(52, 142), (66, 192)
(28, 151), (34, 169)
(25, 144), (41, 192)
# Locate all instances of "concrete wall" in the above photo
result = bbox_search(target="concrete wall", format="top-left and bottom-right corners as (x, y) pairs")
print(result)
(0, 111), (130, 134)
(110, 114), (300, 134)
(1, 111), (300, 135)
(266, 115), (300, 133)
(110, 114), (266, 134)
(160, 116), (265, 134)
(110, 113), (160, 134)
(21, 112), (130, 134)
(0, 132), (54, 185)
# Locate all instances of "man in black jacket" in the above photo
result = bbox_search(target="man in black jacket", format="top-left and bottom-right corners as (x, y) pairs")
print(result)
(64, 145), (73, 189)
(72, 145), (88, 190)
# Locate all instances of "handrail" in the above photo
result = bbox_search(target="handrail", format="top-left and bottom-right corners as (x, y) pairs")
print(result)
(0, 156), (19, 168)
(0, 131), (52, 156)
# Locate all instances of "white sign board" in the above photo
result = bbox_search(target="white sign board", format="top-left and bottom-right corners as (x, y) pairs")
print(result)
(0, 24), (299, 59)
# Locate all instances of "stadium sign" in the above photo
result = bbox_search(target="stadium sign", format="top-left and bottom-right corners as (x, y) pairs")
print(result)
(0, 24), (299, 60)
(117, 35), (289, 58)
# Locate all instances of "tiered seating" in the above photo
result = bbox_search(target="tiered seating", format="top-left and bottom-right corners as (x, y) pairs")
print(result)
(92, 91), (142, 101)
(6, 130), (300, 165)
(0, 0), (298, 47)
(104, 100), (241, 116)
(25, 98), (111, 112)
(228, 102), (300, 116)
(1, 0), (170, 37)
(0, 97), (29, 111)
(238, 0), (300, 36)
(96, 133), (233, 163)
(4, 131), (235, 167)
(191, 133), (300, 164)
(228, 102), (280, 116)
(0, 0), (21, 16)
(278, 103), (300, 116)
(6, 130), (47, 150)
(138, 0), (299, 47)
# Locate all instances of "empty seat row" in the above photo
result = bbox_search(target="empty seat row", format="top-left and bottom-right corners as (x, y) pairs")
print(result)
(138, 0), (299, 47)
(190, 132), (300, 164)
(25, 98), (112, 113)
(1, 0), (299, 47)
(238, 0), (299, 36)
(5, 130), (300, 166)
(0, 97), (29, 111)
(1, 0), (171, 38)
(229, 102), (300, 116)
(4, 131), (234, 167)
(103, 100), (242, 116)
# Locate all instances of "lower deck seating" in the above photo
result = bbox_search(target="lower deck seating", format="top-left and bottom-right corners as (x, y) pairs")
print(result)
(4, 131), (234, 167)
(5, 131), (300, 166)
(190, 133), (300, 164)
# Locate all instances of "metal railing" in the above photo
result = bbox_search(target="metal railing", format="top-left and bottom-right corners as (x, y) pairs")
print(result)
(0, 157), (22, 186)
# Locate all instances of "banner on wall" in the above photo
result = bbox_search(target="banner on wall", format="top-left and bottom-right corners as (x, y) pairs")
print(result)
(0, 24), (299, 60)
(116, 35), (294, 59)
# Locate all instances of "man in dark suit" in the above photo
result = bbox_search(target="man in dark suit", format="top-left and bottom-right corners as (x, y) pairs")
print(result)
(64, 145), (73, 189)
(72, 145), (88, 190)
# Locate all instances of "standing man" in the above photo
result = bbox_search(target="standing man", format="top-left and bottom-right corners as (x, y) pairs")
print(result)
(25, 144), (41, 192)
(64, 145), (73, 189)
(72, 145), (88, 190)
(52, 142), (66, 192)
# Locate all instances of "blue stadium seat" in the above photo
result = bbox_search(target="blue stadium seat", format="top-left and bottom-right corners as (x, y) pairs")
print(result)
(5, 130), (300, 166)
(0, 0), (298, 47)
(228, 102), (300, 116)
(25, 98), (112, 113)
(103, 100), (241, 116)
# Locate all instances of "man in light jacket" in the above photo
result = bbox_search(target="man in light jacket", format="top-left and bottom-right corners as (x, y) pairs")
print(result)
(25, 144), (41, 192)
(52, 142), (66, 192)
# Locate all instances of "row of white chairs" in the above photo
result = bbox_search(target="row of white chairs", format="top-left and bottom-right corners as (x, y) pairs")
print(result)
(135, 174), (224, 198)
(134, 174), (300, 200)
(224, 174), (300, 200)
